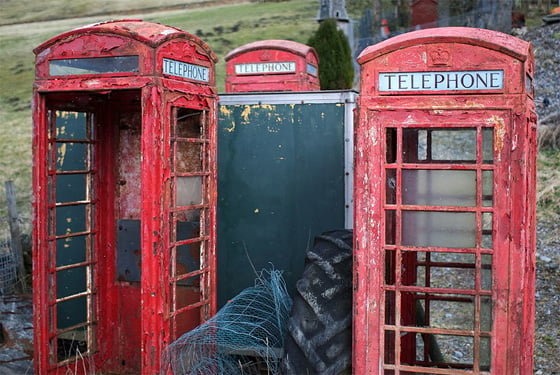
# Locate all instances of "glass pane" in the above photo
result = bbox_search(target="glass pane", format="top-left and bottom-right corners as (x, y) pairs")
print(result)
(402, 211), (476, 248)
(56, 174), (87, 203)
(56, 205), (88, 236)
(480, 336), (491, 370)
(57, 296), (87, 330)
(403, 128), (477, 163)
(50, 56), (139, 76)
(482, 212), (493, 249)
(56, 236), (87, 267)
(176, 141), (203, 173)
(386, 169), (396, 204)
(482, 170), (493, 207)
(481, 254), (492, 290)
(55, 111), (88, 139)
(403, 170), (476, 206)
(480, 297), (493, 332)
(431, 129), (476, 161)
(177, 176), (202, 206)
(56, 143), (87, 171)
(482, 127), (493, 163)
(57, 267), (87, 299)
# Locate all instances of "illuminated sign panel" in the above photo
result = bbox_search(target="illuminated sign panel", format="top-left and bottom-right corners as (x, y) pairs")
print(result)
(163, 58), (209, 82)
(379, 70), (504, 92)
(235, 61), (296, 75)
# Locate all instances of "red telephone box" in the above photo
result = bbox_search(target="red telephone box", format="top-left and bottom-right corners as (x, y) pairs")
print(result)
(32, 20), (218, 374)
(354, 27), (537, 374)
(224, 40), (320, 92)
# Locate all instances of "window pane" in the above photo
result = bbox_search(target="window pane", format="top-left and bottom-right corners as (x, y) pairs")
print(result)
(177, 176), (202, 206)
(56, 174), (87, 202)
(55, 111), (88, 139)
(56, 205), (88, 236)
(50, 56), (139, 76)
(403, 169), (476, 206)
(57, 296), (87, 330)
(57, 267), (86, 299)
(482, 170), (493, 207)
(482, 127), (494, 163)
(386, 169), (396, 204)
(56, 143), (87, 171)
(56, 236), (87, 267)
(431, 129), (476, 161)
(402, 211), (476, 248)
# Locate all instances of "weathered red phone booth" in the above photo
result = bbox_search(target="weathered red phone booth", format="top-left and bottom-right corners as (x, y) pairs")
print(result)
(224, 40), (320, 92)
(354, 28), (537, 374)
(32, 20), (218, 374)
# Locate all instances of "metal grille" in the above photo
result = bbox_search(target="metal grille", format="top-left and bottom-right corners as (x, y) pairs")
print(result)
(0, 225), (16, 294)
(382, 123), (495, 374)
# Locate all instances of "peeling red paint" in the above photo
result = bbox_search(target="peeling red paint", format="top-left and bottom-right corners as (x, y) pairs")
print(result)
(355, 27), (536, 374)
(33, 20), (217, 375)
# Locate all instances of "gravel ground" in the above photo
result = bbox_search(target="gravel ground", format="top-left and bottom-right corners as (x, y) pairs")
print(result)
(523, 21), (560, 375)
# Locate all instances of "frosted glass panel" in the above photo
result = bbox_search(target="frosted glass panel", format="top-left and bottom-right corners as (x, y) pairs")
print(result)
(402, 169), (476, 206)
(177, 176), (202, 206)
(402, 211), (475, 248)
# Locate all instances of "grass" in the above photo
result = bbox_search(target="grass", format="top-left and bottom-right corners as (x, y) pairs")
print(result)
(0, 0), (317, 221)
(0, 0), (558, 224)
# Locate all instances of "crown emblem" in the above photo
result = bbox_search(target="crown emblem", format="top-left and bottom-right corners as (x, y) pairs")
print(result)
(259, 51), (272, 61)
(429, 47), (451, 66)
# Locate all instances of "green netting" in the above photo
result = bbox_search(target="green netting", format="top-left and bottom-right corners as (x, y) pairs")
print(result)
(163, 269), (292, 374)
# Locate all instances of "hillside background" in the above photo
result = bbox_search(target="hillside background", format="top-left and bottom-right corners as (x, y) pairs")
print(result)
(0, 0), (558, 373)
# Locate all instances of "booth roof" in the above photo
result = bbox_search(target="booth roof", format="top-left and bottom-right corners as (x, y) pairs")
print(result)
(357, 26), (532, 65)
(225, 39), (316, 61)
(33, 19), (217, 61)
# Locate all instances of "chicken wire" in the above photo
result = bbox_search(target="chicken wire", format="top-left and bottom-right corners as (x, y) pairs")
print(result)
(163, 269), (292, 375)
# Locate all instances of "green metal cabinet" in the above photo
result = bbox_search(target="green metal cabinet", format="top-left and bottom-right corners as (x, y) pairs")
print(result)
(217, 91), (357, 306)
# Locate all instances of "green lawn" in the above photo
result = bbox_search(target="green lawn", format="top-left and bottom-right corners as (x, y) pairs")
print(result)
(0, 0), (317, 220)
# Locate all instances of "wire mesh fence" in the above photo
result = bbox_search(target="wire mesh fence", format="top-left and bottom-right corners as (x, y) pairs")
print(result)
(0, 221), (18, 295)
(0, 181), (31, 295)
